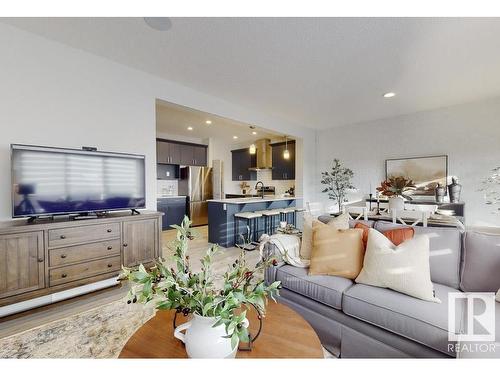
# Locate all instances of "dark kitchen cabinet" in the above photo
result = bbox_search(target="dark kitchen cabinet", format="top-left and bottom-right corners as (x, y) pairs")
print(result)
(271, 141), (295, 180)
(157, 141), (170, 164)
(157, 139), (206, 166)
(231, 148), (257, 181)
(193, 145), (207, 166)
(169, 142), (181, 164)
(157, 140), (181, 164)
(180, 144), (207, 166)
(157, 197), (187, 231)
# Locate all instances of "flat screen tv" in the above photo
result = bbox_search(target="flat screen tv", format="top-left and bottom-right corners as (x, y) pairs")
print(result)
(11, 144), (146, 218)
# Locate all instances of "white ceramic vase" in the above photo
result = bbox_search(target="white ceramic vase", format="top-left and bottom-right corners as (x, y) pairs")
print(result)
(174, 313), (249, 358)
(388, 196), (405, 213)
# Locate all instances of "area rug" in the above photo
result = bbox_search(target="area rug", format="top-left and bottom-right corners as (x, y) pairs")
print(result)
(0, 299), (155, 358)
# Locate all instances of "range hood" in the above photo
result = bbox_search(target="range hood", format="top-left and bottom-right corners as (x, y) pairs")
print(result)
(248, 139), (273, 170)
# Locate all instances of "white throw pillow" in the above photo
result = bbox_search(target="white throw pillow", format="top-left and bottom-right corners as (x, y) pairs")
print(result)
(300, 212), (349, 260)
(355, 228), (440, 303)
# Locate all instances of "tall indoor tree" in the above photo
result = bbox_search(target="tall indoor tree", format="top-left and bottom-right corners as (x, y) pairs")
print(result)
(320, 159), (355, 212)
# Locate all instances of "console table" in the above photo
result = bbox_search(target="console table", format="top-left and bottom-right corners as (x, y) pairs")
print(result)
(0, 211), (162, 315)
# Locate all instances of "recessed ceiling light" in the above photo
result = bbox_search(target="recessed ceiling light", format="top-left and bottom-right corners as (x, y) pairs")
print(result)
(205, 120), (212, 125)
(233, 136), (238, 139)
(187, 126), (193, 131)
(383, 92), (396, 98)
(252, 131), (257, 135)
(144, 17), (172, 31)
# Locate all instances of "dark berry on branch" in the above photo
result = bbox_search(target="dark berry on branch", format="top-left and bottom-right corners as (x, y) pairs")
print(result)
(272, 259), (278, 266)
(132, 296), (137, 303)
(127, 300), (131, 304)
(176, 307), (182, 313)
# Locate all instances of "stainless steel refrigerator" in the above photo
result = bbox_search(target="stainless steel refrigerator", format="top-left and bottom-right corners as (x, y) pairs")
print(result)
(178, 166), (213, 226)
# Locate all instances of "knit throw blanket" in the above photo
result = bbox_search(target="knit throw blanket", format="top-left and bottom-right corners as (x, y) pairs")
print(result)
(259, 234), (309, 268)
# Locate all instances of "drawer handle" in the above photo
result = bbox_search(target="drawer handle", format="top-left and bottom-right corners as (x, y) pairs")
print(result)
(61, 254), (67, 259)
(123, 243), (128, 247)
(107, 229), (113, 233)
(62, 273), (67, 278)
(38, 257), (44, 263)
(107, 246), (113, 250)
(107, 263), (113, 268)
(60, 235), (66, 239)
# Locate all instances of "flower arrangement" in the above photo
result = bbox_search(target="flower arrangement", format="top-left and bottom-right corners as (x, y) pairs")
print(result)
(120, 217), (281, 350)
(377, 176), (416, 200)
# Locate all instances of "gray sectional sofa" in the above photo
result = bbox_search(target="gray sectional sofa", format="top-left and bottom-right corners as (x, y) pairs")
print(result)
(264, 217), (500, 358)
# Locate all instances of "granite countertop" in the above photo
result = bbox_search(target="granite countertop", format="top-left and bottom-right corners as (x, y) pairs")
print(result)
(208, 196), (299, 204)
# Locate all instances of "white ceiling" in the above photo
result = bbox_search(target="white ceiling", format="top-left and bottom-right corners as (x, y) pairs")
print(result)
(4, 17), (500, 129)
(156, 100), (285, 144)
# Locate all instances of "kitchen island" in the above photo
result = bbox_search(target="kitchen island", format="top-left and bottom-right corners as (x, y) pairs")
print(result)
(207, 196), (302, 247)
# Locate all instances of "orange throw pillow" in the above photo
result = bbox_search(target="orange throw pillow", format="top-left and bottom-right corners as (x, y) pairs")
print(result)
(354, 222), (370, 248)
(383, 227), (415, 246)
(354, 223), (415, 247)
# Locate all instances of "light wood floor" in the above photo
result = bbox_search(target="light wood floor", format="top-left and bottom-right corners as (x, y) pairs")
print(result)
(0, 226), (258, 339)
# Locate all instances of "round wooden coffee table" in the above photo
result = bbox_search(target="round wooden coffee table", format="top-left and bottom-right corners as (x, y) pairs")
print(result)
(119, 302), (323, 358)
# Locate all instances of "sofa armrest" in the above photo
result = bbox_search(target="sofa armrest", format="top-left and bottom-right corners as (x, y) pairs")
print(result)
(263, 242), (285, 285)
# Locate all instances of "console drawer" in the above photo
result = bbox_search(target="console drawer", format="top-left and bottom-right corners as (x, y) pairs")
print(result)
(49, 255), (121, 286)
(49, 239), (121, 267)
(48, 223), (120, 248)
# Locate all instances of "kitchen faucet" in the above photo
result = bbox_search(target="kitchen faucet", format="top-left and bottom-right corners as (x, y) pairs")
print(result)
(255, 181), (264, 199)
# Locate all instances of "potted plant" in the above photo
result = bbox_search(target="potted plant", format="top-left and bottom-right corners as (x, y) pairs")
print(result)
(120, 217), (281, 358)
(320, 159), (356, 212)
(479, 167), (500, 212)
(377, 176), (416, 212)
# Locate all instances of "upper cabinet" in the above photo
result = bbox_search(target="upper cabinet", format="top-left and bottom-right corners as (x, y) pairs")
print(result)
(231, 148), (257, 181)
(271, 141), (295, 180)
(157, 139), (207, 166)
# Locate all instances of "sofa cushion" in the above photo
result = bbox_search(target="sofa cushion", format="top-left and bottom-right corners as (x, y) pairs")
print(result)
(276, 265), (353, 310)
(343, 283), (464, 355)
(355, 229), (440, 302)
(302, 213), (350, 260)
(310, 227), (365, 279)
(460, 231), (500, 292)
(374, 221), (462, 289)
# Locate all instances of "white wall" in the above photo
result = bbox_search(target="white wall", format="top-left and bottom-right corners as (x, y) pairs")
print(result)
(0, 23), (316, 220)
(316, 97), (500, 227)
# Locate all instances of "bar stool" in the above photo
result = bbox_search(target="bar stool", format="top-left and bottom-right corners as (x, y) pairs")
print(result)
(294, 207), (306, 228)
(259, 209), (281, 235)
(234, 211), (263, 249)
(280, 207), (297, 226)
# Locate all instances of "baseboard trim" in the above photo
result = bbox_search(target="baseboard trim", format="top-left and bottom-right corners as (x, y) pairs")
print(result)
(0, 277), (119, 318)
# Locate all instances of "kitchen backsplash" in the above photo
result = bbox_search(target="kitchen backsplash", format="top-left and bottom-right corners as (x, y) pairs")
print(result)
(256, 170), (295, 195)
(157, 179), (178, 196)
(227, 170), (295, 196)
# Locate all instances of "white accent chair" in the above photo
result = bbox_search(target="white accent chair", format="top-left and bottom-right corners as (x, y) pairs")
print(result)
(391, 204), (438, 227)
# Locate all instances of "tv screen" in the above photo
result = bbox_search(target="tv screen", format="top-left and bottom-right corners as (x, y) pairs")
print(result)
(11, 144), (146, 217)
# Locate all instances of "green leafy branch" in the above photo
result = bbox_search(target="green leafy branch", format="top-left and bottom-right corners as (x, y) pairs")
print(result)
(120, 216), (281, 349)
